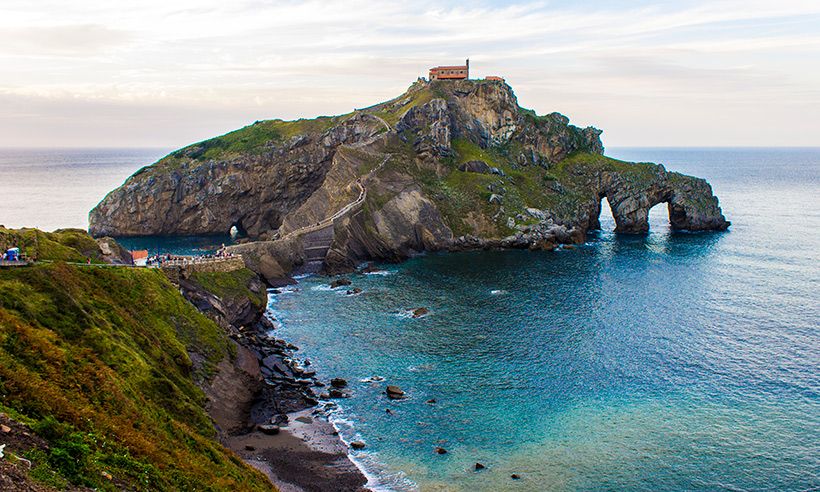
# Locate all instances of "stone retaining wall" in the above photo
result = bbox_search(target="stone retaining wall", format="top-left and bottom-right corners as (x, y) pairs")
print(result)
(161, 256), (245, 283)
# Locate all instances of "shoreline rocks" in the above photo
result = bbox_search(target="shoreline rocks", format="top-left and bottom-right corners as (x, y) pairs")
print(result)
(330, 278), (352, 288)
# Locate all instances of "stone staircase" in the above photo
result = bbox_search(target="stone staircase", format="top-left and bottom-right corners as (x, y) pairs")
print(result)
(295, 224), (336, 274)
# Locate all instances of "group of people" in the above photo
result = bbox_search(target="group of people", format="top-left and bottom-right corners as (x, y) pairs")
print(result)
(145, 253), (176, 266)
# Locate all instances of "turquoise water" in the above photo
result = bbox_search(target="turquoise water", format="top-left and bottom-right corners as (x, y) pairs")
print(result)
(270, 148), (820, 491)
(115, 235), (234, 256)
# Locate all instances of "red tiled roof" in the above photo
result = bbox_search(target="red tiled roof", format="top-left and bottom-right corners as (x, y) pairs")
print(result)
(430, 66), (468, 71)
(131, 250), (148, 260)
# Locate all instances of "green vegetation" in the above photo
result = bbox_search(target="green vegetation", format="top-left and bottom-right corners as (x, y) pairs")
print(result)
(190, 268), (266, 310)
(550, 152), (662, 185)
(0, 234), (271, 490)
(415, 138), (580, 236)
(0, 227), (103, 263)
(141, 115), (348, 175)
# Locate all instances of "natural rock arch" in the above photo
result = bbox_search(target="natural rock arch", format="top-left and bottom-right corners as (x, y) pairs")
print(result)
(586, 170), (730, 234)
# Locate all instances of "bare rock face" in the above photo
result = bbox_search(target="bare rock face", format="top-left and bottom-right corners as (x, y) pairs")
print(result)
(91, 78), (728, 282)
(396, 98), (452, 159)
(89, 114), (384, 238)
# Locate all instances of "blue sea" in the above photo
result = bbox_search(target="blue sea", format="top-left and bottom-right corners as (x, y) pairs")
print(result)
(0, 148), (232, 254)
(1, 147), (818, 490)
(270, 148), (820, 491)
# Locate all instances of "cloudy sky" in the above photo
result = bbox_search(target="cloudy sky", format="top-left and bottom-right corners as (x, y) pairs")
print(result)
(2, 0), (819, 148)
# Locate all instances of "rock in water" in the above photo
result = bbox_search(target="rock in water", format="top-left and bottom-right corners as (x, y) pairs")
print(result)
(330, 378), (348, 388)
(330, 278), (352, 288)
(350, 441), (366, 450)
(411, 307), (429, 318)
(475, 462), (486, 471)
(386, 385), (405, 399)
(435, 447), (448, 455)
(511, 474), (521, 480)
(329, 388), (349, 398)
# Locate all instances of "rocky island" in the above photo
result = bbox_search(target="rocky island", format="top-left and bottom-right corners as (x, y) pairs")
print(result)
(90, 78), (729, 283)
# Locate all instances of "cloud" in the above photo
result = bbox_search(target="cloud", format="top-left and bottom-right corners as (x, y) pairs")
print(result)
(0, 0), (819, 146)
(0, 24), (132, 55)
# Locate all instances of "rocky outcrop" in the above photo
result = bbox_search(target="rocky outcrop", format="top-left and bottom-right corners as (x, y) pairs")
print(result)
(95, 236), (133, 264)
(396, 98), (452, 159)
(90, 78), (728, 281)
(459, 160), (491, 173)
(89, 114), (385, 238)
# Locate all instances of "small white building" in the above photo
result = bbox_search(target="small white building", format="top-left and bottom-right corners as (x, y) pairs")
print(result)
(131, 250), (148, 267)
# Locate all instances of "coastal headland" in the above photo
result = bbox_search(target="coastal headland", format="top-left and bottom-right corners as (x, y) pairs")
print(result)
(89, 78), (729, 284)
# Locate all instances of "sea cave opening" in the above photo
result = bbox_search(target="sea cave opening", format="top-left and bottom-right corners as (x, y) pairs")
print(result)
(648, 202), (673, 234)
(230, 221), (248, 240)
(593, 196), (676, 235)
(598, 197), (617, 232)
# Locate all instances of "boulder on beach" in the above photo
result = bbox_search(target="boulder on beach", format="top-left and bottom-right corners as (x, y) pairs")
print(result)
(330, 278), (352, 288)
(257, 424), (280, 435)
(386, 385), (405, 399)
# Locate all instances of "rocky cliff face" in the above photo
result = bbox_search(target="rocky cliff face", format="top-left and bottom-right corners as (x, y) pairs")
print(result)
(90, 79), (728, 282)
(89, 114), (385, 238)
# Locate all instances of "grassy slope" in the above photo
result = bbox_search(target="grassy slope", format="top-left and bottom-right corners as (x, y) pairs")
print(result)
(189, 268), (266, 310)
(0, 228), (104, 263)
(136, 115), (348, 176)
(0, 236), (271, 490)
